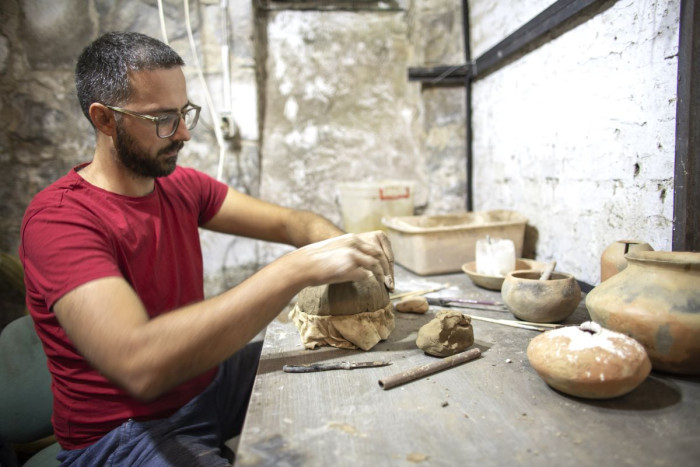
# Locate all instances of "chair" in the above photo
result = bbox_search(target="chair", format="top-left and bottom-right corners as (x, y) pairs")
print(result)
(0, 315), (60, 466)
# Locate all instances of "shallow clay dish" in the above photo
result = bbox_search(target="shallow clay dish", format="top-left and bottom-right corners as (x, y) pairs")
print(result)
(462, 258), (544, 290)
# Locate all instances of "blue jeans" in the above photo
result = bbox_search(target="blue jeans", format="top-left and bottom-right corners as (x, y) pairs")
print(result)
(57, 341), (262, 466)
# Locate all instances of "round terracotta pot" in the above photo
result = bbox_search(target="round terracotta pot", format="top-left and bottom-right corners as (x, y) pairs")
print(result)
(586, 250), (700, 375)
(501, 271), (581, 323)
(600, 240), (653, 282)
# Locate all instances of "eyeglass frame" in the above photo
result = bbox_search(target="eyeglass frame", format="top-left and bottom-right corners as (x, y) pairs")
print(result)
(104, 103), (201, 138)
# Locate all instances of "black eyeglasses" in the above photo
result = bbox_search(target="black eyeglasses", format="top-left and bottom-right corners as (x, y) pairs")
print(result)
(105, 103), (201, 138)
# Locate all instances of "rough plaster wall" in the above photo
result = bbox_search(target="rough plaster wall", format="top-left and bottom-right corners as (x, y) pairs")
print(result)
(410, 0), (468, 215)
(0, 0), (468, 311)
(470, 0), (679, 286)
(0, 0), (260, 302)
(3, 0), (676, 309)
(257, 8), (423, 262)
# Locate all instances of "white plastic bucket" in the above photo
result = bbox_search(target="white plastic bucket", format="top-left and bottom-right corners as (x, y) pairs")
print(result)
(337, 180), (415, 233)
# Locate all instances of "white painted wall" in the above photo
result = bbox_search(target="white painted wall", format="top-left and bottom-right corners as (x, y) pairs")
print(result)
(470, 0), (679, 285)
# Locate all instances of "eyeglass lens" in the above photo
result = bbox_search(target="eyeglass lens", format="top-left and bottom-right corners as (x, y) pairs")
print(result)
(157, 107), (200, 138)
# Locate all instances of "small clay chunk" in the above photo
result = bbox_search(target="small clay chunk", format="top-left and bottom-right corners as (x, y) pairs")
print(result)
(416, 310), (474, 357)
(527, 321), (651, 399)
(395, 295), (429, 314)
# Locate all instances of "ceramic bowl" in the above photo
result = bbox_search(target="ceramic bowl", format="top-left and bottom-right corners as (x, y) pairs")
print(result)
(501, 270), (581, 323)
(462, 258), (544, 291)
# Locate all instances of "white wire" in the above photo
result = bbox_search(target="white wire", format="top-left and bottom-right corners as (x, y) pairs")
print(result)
(184, 0), (227, 181)
(157, 0), (169, 44)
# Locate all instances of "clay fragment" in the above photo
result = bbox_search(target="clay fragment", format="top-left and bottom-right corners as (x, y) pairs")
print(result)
(416, 310), (474, 357)
(395, 295), (429, 314)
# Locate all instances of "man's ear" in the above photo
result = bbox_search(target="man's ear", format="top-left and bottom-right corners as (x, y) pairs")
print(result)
(89, 103), (117, 136)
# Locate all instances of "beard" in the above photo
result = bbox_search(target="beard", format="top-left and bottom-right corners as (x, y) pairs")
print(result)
(114, 122), (183, 178)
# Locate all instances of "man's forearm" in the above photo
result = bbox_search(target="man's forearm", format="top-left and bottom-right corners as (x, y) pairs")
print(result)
(284, 209), (345, 247)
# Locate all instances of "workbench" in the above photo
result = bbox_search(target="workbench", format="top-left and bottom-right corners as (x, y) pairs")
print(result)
(234, 266), (700, 466)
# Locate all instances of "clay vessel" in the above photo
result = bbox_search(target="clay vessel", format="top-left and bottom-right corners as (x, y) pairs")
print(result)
(600, 240), (653, 282)
(297, 277), (389, 316)
(586, 250), (700, 375)
(501, 271), (581, 323)
(527, 321), (651, 399)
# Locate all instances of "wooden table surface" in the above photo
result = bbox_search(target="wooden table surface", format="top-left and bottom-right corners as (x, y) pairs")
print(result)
(234, 266), (700, 467)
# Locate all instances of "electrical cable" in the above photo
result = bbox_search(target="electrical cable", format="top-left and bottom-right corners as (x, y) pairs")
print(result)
(184, 0), (227, 181)
(156, 0), (228, 181)
(157, 0), (169, 45)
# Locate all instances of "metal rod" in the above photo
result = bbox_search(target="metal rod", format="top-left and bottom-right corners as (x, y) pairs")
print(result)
(378, 348), (481, 390)
(462, 0), (473, 211)
(390, 284), (450, 300)
(465, 314), (562, 332)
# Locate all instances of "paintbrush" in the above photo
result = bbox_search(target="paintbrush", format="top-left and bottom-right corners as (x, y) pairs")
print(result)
(425, 296), (507, 311)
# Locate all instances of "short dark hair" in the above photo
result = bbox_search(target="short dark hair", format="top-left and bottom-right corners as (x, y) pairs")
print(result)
(75, 32), (185, 125)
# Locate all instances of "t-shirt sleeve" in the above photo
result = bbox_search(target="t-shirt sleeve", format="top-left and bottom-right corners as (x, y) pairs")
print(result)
(174, 167), (229, 225)
(21, 206), (123, 311)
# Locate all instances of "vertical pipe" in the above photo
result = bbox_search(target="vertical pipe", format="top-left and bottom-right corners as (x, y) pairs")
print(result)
(462, 0), (473, 211)
(221, 0), (232, 114)
(673, 0), (700, 251)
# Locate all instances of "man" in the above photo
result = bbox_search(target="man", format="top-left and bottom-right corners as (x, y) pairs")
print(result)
(19, 31), (394, 465)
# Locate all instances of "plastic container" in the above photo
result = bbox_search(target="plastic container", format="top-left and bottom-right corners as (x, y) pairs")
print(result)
(381, 210), (527, 275)
(337, 180), (415, 233)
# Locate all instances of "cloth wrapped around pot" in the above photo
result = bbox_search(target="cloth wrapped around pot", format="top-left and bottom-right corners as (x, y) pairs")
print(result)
(289, 277), (395, 351)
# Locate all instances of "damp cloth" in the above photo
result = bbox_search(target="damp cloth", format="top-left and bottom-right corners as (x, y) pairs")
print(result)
(289, 303), (395, 351)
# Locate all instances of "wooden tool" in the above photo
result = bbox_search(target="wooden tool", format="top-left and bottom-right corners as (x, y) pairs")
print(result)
(378, 348), (481, 390)
(539, 260), (557, 280)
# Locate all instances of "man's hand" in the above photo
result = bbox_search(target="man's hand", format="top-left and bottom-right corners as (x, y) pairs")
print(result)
(294, 230), (395, 290)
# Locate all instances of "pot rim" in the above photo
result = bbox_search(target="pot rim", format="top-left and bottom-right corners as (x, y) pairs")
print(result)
(506, 270), (575, 281)
(625, 250), (700, 264)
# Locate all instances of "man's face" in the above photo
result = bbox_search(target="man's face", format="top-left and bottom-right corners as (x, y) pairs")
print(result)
(114, 120), (183, 177)
(113, 67), (191, 178)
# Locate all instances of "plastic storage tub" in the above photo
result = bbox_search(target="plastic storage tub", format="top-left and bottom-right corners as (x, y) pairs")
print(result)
(382, 210), (527, 275)
(337, 180), (415, 233)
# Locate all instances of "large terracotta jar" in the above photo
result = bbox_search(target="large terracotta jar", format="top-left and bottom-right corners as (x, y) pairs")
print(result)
(586, 250), (700, 375)
(600, 240), (653, 282)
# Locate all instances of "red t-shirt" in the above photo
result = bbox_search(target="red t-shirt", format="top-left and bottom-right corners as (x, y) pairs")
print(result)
(19, 164), (229, 450)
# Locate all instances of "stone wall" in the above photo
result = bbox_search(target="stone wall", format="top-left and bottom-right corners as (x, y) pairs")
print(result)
(0, 0), (682, 327)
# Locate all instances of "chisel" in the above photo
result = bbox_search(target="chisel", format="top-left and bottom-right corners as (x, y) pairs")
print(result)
(283, 361), (392, 373)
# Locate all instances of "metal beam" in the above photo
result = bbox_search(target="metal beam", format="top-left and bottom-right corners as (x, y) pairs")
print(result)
(673, 0), (700, 251)
(408, 0), (614, 84)
(474, 0), (609, 80)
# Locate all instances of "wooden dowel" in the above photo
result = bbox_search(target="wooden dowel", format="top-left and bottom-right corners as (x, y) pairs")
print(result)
(378, 348), (481, 390)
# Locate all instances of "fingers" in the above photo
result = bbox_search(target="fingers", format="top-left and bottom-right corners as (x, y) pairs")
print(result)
(375, 231), (395, 290)
(298, 232), (395, 288)
(356, 230), (395, 291)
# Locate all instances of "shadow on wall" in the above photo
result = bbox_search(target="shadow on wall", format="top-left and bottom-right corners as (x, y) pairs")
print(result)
(523, 224), (539, 260)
